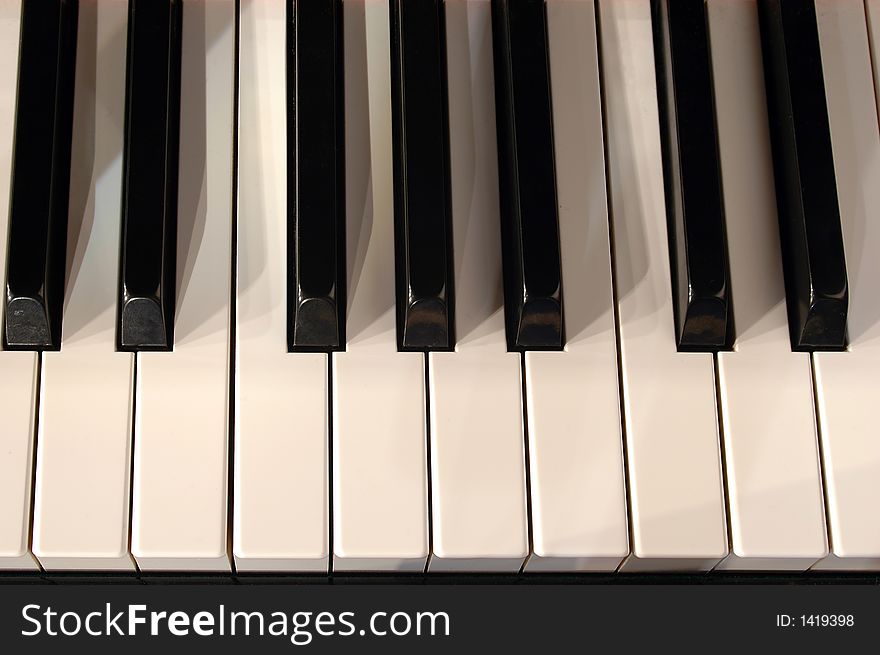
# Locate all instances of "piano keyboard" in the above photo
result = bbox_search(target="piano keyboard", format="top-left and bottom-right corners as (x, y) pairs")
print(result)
(0, 0), (878, 575)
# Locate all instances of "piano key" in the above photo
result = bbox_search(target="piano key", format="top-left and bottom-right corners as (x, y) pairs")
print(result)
(332, 0), (428, 572)
(118, 0), (182, 351)
(597, 0), (728, 572)
(811, 0), (880, 571)
(0, 0), (40, 571)
(4, 0), (78, 350)
(652, 0), (731, 351)
(708, 0), (827, 571)
(390, 0), (454, 351)
(131, 0), (235, 572)
(33, 0), (135, 571)
(234, 0), (328, 573)
(491, 0), (563, 351)
(428, 0), (527, 573)
(288, 0), (345, 351)
(757, 0), (848, 351)
(522, 0), (627, 573)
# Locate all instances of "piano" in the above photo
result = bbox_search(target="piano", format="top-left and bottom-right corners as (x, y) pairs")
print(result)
(0, 0), (878, 579)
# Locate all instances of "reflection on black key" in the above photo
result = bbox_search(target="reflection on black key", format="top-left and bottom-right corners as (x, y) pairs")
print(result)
(758, 0), (847, 351)
(288, 0), (345, 352)
(4, 0), (78, 350)
(652, 0), (732, 351)
(118, 0), (182, 351)
(390, 0), (454, 351)
(491, 0), (563, 351)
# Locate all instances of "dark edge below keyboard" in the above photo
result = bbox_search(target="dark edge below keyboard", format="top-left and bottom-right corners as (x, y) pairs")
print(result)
(1, 572), (876, 585)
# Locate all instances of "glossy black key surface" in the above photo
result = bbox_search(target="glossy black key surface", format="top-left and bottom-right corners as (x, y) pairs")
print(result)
(118, 0), (182, 351)
(758, 0), (848, 350)
(652, 0), (732, 351)
(288, 0), (345, 352)
(491, 0), (563, 351)
(390, 0), (454, 351)
(4, 0), (78, 350)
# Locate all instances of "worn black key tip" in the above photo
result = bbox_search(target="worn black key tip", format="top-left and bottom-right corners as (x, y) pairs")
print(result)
(514, 297), (562, 351)
(5, 297), (52, 349)
(120, 296), (170, 350)
(677, 295), (729, 350)
(796, 296), (847, 351)
(401, 297), (449, 351)
(291, 296), (340, 351)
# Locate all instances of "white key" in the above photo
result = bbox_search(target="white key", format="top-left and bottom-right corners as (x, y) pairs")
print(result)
(597, 0), (728, 572)
(233, 0), (328, 573)
(131, 0), (235, 572)
(708, 0), (827, 571)
(523, 0), (627, 573)
(332, 0), (428, 572)
(0, 0), (40, 571)
(33, 0), (135, 571)
(426, 0), (527, 574)
(811, 0), (880, 571)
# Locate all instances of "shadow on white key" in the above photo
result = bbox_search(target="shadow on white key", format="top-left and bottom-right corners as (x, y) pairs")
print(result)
(708, 0), (827, 572)
(132, 0), (235, 572)
(523, 0), (627, 573)
(427, 0), (527, 573)
(332, 0), (428, 572)
(33, 0), (135, 571)
(597, 0), (727, 572)
(0, 0), (40, 571)
(233, 0), (328, 573)
(811, 0), (880, 571)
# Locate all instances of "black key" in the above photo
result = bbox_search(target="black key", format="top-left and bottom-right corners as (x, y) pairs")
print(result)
(651, 0), (732, 351)
(117, 0), (182, 351)
(4, 0), (78, 350)
(491, 0), (563, 351)
(758, 0), (848, 350)
(288, 0), (345, 352)
(390, 0), (455, 351)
